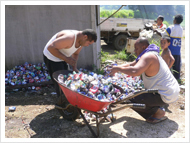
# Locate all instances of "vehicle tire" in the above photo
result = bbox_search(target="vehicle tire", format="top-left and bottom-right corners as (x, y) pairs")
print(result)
(57, 103), (80, 121)
(113, 34), (127, 50)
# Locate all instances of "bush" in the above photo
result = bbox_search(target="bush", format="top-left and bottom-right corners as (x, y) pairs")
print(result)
(100, 10), (112, 18)
(100, 9), (135, 18)
(163, 21), (169, 27)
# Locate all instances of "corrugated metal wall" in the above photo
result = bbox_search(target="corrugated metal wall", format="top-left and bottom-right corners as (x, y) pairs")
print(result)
(5, 5), (100, 71)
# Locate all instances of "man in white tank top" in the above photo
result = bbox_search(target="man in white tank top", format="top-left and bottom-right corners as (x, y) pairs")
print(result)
(109, 37), (179, 124)
(43, 29), (97, 106)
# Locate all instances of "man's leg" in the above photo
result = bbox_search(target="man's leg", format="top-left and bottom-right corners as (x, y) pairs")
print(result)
(129, 93), (167, 120)
(172, 55), (181, 81)
(43, 55), (68, 99)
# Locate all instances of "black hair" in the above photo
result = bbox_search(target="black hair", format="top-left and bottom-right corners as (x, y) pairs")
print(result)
(82, 29), (97, 42)
(162, 35), (171, 43)
(174, 14), (183, 24)
(137, 37), (150, 47)
(158, 15), (164, 21)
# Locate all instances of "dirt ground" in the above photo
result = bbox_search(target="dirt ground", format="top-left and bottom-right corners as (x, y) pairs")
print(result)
(4, 31), (186, 139)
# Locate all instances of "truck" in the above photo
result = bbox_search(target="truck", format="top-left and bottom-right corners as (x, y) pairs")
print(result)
(100, 17), (155, 51)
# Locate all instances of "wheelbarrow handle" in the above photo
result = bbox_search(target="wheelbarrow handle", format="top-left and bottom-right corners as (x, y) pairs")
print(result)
(112, 89), (158, 105)
(128, 103), (146, 109)
(147, 89), (158, 93)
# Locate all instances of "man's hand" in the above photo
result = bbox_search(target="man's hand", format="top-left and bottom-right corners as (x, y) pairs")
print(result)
(108, 66), (119, 76)
(64, 57), (76, 67)
(73, 67), (79, 73)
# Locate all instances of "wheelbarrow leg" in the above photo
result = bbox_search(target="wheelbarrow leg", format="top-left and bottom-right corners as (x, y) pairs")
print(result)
(77, 108), (98, 138)
(95, 115), (100, 137)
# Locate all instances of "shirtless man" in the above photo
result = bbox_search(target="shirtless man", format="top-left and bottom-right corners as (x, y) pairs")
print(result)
(109, 37), (179, 124)
(43, 29), (97, 105)
(161, 35), (175, 69)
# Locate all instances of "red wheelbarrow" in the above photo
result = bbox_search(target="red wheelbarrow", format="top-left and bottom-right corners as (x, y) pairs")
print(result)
(53, 70), (158, 137)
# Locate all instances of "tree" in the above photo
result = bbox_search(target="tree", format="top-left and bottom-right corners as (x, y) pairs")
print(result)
(175, 5), (185, 15)
(100, 5), (185, 25)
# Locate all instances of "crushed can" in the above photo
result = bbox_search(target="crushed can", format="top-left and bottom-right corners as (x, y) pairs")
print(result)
(9, 106), (16, 112)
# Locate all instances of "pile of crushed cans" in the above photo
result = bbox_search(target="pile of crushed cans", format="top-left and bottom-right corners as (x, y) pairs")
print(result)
(58, 68), (145, 102)
(58, 67), (145, 122)
(5, 62), (51, 90)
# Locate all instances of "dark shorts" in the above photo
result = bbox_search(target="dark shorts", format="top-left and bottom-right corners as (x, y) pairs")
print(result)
(129, 92), (167, 119)
(43, 54), (68, 97)
(172, 55), (181, 80)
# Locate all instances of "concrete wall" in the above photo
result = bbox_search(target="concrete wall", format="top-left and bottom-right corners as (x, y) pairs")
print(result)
(5, 5), (100, 71)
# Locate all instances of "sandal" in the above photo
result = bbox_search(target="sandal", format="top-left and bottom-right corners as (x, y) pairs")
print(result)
(146, 116), (168, 124)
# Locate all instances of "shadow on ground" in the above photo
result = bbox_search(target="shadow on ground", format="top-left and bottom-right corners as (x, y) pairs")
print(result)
(5, 86), (57, 106)
(29, 108), (178, 138)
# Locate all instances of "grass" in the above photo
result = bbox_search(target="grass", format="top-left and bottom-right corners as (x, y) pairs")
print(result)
(98, 50), (115, 64)
(95, 49), (136, 74)
(98, 49), (136, 65)
(113, 50), (136, 61)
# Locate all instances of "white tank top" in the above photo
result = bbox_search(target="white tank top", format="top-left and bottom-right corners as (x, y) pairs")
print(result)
(43, 30), (79, 62)
(142, 52), (180, 103)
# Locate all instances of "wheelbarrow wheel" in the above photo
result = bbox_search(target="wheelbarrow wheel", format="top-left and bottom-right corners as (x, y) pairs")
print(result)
(56, 94), (80, 121)
(57, 103), (80, 121)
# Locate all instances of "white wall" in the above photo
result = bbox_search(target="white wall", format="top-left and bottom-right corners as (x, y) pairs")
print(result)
(5, 5), (100, 70)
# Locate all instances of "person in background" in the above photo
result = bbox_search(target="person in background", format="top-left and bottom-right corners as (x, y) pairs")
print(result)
(160, 35), (175, 69)
(43, 29), (97, 105)
(143, 15), (167, 46)
(153, 15), (167, 36)
(162, 14), (183, 82)
(108, 37), (180, 124)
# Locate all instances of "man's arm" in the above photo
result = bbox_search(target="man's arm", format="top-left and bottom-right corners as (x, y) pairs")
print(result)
(71, 47), (83, 72)
(168, 53), (175, 69)
(47, 35), (76, 66)
(109, 53), (155, 77)
(117, 60), (137, 68)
